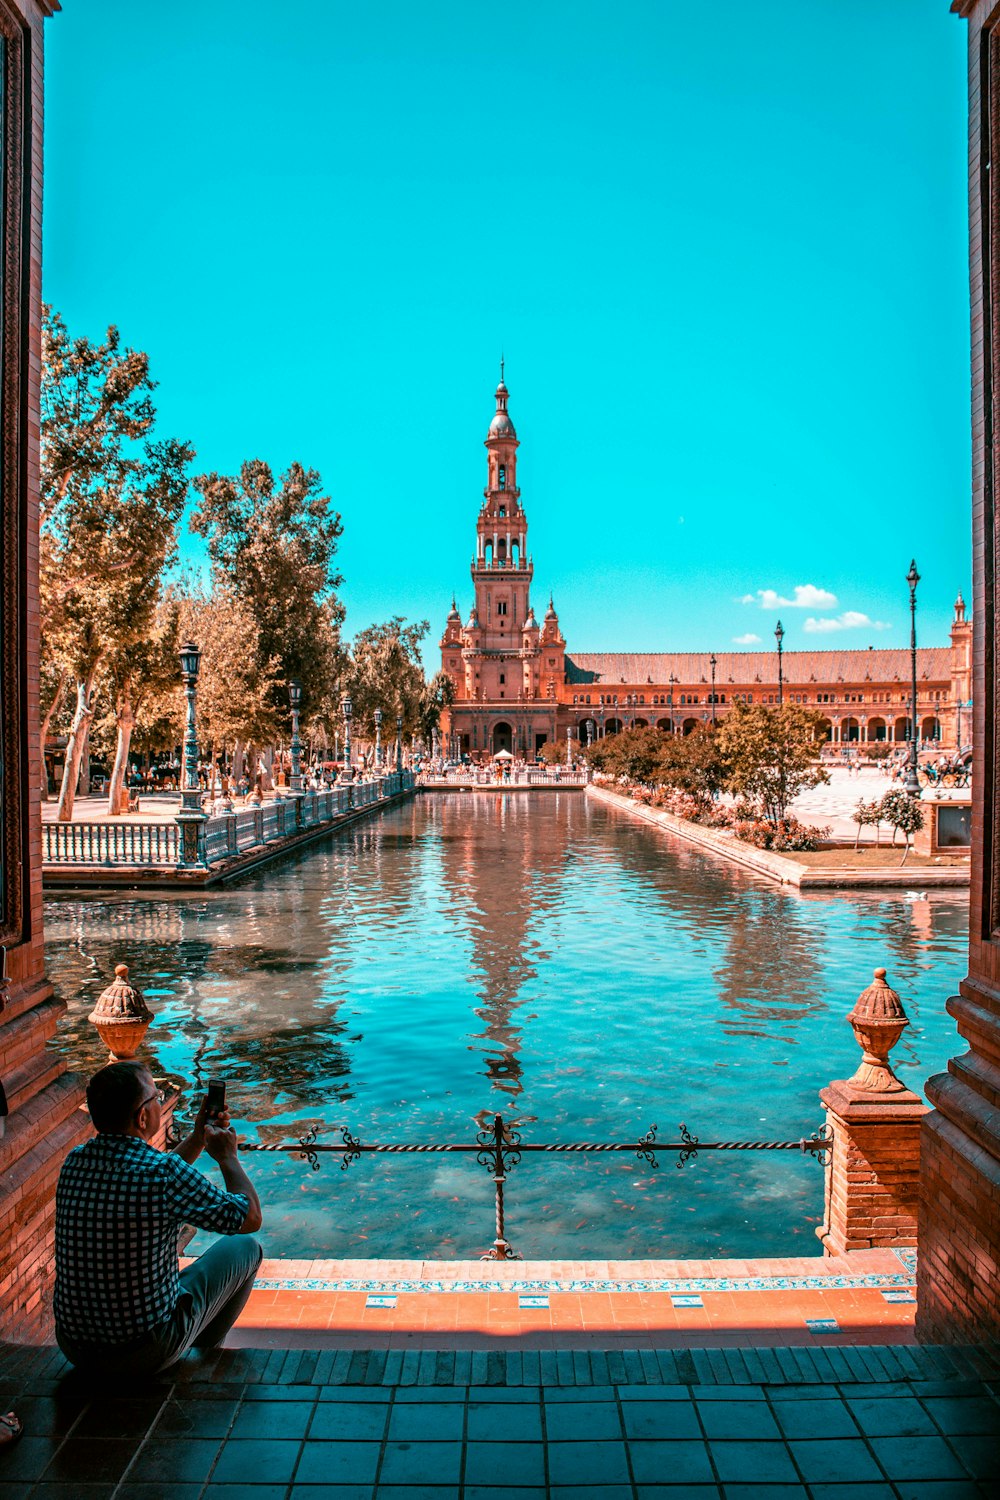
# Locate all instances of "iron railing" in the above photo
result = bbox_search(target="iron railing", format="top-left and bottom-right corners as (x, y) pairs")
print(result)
(240, 1112), (833, 1261)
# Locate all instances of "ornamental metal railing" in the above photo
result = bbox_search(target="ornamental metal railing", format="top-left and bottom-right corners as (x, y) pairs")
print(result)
(239, 1112), (833, 1261)
(42, 771), (415, 870)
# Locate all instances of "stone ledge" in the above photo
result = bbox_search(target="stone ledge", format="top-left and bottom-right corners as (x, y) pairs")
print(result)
(587, 784), (970, 889)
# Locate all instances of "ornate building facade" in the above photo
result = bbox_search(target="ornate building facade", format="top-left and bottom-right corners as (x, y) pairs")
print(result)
(440, 376), (973, 758)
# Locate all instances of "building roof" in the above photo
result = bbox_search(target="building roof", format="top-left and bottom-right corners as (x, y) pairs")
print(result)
(564, 647), (954, 687)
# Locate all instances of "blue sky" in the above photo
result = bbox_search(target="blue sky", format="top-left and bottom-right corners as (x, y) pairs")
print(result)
(45, 0), (970, 656)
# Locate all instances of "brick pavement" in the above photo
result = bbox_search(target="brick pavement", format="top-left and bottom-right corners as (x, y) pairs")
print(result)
(1, 1336), (997, 1498)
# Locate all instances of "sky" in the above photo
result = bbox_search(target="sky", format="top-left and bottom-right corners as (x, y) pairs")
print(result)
(44, 0), (971, 658)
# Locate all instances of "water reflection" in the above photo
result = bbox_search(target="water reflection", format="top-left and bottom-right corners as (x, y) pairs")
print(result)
(44, 793), (968, 1260)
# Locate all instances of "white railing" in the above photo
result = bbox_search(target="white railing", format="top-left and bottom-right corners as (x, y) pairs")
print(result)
(43, 821), (180, 865)
(42, 770), (415, 871)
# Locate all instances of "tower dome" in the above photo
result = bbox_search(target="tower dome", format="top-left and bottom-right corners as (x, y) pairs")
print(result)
(487, 358), (516, 439)
(447, 596), (461, 624)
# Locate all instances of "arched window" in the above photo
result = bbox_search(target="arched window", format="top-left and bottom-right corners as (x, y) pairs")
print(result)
(499, 465), (506, 490)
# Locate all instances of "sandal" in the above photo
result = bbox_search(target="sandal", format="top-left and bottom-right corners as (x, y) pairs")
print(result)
(0, 1411), (23, 1448)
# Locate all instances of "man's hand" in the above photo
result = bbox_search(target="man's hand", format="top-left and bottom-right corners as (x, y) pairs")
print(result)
(204, 1121), (240, 1163)
(173, 1096), (231, 1166)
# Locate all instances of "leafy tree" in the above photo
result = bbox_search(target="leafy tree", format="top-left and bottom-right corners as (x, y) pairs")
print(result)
(162, 580), (283, 777)
(345, 617), (429, 749)
(417, 670), (456, 748)
(852, 798), (883, 849)
(584, 725), (665, 783)
(191, 460), (346, 730)
(879, 789), (925, 861)
(717, 703), (829, 827)
(40, 307), (193, 820)
(654, 724), (727, 807)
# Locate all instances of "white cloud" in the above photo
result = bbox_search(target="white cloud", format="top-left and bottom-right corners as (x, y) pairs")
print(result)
(732, 632), (762, 645)
(747, 584), (838, 610)
(802, 611), (891, 634)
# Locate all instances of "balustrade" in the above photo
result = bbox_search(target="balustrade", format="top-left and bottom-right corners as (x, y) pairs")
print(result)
(42, 770), (415, 874)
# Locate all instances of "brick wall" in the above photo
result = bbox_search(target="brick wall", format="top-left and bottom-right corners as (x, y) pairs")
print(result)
(918, 0), (1000, 1345)
(0, 0), (90, 1343)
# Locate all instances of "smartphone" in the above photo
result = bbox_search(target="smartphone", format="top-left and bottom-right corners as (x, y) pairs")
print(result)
(206, 1078), (227, 1119)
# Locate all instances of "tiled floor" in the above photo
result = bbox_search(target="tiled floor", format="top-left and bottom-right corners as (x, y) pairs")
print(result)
(1, 1337), (997, 1498)
(230, 1252), (920, 1350)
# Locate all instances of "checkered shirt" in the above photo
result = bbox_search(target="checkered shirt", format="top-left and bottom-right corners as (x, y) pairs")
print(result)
(54, 1133), (249, 1344)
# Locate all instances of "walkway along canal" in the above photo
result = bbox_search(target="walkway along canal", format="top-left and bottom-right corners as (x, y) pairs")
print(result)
(41, 772), (416, 888)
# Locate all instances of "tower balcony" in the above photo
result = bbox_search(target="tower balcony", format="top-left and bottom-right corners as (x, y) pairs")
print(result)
(470, 556), (533, 572)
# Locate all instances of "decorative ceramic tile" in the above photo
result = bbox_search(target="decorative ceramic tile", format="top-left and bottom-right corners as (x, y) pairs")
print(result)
(882, 1289), (917, 1303)
(805, 1318), (841, 1333)
(670, 1294), (704, 1307)
(253, 1270), (917, 1296)
(518, 1295), (549, 1309)
(893, 1247), (918, 1276)
(365, 1294), (397, 1308)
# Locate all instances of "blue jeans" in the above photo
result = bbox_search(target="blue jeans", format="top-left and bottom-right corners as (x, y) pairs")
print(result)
(57, 1236), (263, 1377)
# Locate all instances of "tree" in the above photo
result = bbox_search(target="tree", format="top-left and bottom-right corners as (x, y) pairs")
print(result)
(584, 725), (665, 783)
(879, 789), (925, 861)
(654, 724), (727, 807)
(417, 670), (456, 748)
(346, 618), (429, 748)
(158, 580), (283, 777)
(852, 798), (883, 849)
(40, 307), (193, 819)
(191, 460), (346, 730)
(717, 703), (829, 827)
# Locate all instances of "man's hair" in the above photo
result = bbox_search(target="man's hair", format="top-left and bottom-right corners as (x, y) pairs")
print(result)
(86, 1060), (150, 1133)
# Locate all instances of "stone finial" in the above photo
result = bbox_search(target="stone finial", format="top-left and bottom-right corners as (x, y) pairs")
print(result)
(88, 963), (154, 1062)
(846, 967), (910, 1093)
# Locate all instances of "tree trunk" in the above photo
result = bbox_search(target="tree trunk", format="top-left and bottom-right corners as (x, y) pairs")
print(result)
(56, 670), (97, 823)
(78, 731), (91, 798)
(39, 668), (69, 801)
(107, 693), (135, 815)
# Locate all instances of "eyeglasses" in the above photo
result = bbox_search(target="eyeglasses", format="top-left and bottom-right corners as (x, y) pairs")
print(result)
(135, 1089), (165, 1114)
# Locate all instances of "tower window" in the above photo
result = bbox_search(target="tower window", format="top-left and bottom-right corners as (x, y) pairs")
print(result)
(500, 673), (506, 685)
(499, 465), (506, 490)
(497, 600), (508, 616)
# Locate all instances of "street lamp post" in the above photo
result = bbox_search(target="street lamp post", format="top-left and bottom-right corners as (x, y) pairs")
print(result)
(775, 621), (785, 706)
(668, 674), (677, 734)
(341, 693), (353, 774)
(566, 725), (572, 767)
(710, 653), (717, 725)
(288, 679), (303, 793)
(177, 642), (207, 866)
(904, 560), (921, 795)
(396, 714), (403, 773)
(598, 706), (605, 740)
(586, 718), (593, 749)
(374, 707), (383, 769)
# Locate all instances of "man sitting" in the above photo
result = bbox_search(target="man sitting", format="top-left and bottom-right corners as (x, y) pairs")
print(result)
(54, 1060), (263, 1376)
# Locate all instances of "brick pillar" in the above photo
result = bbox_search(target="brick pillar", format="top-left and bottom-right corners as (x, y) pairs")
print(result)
(0, 0), (89, 1343)
(818, 1081), (925, 1254)
(921, 1), (1000, 1346)
(817, 968), (926, 1255)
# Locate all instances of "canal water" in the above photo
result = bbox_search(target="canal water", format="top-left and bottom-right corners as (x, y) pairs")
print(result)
(45, 793), (968, 1262)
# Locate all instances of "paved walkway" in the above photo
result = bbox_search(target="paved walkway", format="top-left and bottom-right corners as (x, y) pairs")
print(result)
(233, 1251), (919, 1351)
(1, 1334), (997, 1498)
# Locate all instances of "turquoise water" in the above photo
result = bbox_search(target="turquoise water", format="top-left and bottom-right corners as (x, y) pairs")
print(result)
(45, 793), (968, 1261)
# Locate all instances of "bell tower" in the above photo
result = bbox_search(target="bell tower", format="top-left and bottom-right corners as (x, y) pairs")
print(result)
(471, 363), (534, 649)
